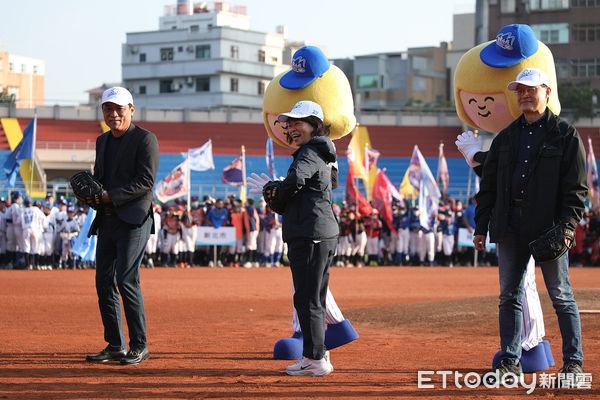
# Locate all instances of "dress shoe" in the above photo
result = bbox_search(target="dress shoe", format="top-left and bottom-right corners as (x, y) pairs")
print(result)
(120, 347), (150, 365)
(85, 346), (127, 363)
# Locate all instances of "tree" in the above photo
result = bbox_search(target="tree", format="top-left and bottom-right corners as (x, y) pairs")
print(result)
(0, 88), (15, 105)
(557, 80), (600, 119)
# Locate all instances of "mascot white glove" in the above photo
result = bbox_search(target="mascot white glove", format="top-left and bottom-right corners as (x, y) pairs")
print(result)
(246, 173), (271, 195)
(455, 131), (483, 168)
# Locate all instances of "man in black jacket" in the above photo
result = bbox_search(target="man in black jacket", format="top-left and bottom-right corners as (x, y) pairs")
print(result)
(85, 87), (159, 365)
(474, 68), (587, 377)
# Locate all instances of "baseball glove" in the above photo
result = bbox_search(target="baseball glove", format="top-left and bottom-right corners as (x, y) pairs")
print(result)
(70, 171), (104, 208)
(263, 180), (285, 214)
(529, 224), (574, 263)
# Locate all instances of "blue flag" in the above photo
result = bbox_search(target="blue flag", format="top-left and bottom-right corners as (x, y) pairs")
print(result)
(3, 116), (36, 186)
(72, 208), (97, 262)
(266, 138), (276, 179)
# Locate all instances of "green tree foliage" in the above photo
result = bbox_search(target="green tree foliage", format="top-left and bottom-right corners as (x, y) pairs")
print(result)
(557, 81), (600, 119)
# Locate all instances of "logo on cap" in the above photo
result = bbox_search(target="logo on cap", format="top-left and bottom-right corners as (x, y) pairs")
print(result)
(496, 32), (515, 51)
(292, 56), (307, 74)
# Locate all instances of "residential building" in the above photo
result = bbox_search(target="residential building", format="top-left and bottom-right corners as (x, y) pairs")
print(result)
(0, 50), (45, 108)
(122, 1), (288, 109)
(348, 44), (448, 112)
(482, 0), (600, 89)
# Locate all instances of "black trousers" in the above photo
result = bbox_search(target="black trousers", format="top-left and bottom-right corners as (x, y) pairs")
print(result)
(288, 238), (337, 360)
(95, 214), (152, 351)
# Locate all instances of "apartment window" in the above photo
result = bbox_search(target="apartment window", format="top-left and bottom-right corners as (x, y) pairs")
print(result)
(160, 47), (174, 61)
(139, 53), (146, 63)
(230, 78), (239, 92)
(196, 44), (211, 59)
(357, 74), (380, 89)
(258, 50), (266, 63)
(271, 56), (278, 63)
(571, 58), (600, 77)
(196, 77), (210, 92)
(500, 0), (516, 13)
(572, 24), (600, 41)
(258, 81), (266, 95)
(571, 0), (600, 6)
(412, 56), (430, 71)
(33, 65), (38, 74)
(190, 25), (199, 32)
(531, 23), (569, 44)
(529, 0), (569, 9)
(159, 79), (175, 93)
(413, 77), (427, 92)
(178, 46), (184, 53)
(21, 64), (26, 73)
(139, 85), (147, 95)
(8, 62), (14, 72)
(555, 59), (571, 78)
(231, 45), (239, 59)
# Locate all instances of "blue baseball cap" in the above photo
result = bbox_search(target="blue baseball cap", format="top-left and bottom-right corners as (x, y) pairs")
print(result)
(480, 24), (539, 68)
(280, 46), (331, 90)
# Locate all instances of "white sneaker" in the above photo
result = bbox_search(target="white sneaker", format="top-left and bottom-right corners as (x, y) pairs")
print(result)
(243, 262), (252, 268)
(208, 261), (215, 268)
(286, 350), (330, 372)
(217, 261), (223, 267)
(286, 353), (333, 376)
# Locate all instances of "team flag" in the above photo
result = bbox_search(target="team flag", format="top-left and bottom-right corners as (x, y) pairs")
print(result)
(347, 126), (369, 180)
(266, 138), (276, 179)
(222, 157), (244, 186)
(399, 145), (441, 230)
(437, 142), (449, 195)
(345, 170), (373, 216)
(154, 159), (189, 203)
(365, 147), (380, 199)
(371, 169), (399, 233)
(187, 140), (215, 171)
(4, 116), (36, 186)
(72, 208), (97, 261)
(588, 137), (600, 212)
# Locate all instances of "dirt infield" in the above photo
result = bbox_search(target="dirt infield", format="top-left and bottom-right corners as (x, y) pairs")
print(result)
(0, 266), (599, 399)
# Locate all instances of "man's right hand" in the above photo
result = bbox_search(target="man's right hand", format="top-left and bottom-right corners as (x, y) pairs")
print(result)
(473, 235), (486, 251)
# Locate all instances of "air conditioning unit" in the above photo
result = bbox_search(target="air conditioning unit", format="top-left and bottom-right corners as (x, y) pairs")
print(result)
(130, 46), (139, 54)
(185, 76), (194, 86)
(186, 45), (195, 53)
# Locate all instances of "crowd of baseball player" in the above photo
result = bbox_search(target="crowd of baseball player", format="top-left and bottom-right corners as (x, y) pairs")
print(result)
(1, 189), (599, 270)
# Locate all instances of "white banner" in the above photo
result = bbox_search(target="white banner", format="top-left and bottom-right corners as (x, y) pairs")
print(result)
(155, 159), (188, 203)
(457, 228), (496, 250)
(195, 226), (236, 246)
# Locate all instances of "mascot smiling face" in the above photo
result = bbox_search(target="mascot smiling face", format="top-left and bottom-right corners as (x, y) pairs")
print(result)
(262, 46), (356, 148)
(454, 24), (560, 133)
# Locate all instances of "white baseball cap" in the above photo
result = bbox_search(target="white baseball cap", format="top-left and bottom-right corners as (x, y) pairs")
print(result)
(101, 86), (134, 106)
(277, 100), (324, 123)
(507, 68), (550, 91)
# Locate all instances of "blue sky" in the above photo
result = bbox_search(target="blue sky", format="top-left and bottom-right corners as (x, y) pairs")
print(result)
(1, 0), (475, 104)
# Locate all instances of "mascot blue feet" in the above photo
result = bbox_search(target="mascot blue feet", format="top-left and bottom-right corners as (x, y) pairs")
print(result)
(273, 320), (359, 360)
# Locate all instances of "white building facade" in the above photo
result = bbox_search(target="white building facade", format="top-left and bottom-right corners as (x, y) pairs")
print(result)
(122, 2), (288, 109)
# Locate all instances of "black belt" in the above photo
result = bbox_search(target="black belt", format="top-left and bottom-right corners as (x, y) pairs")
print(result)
(511, 198), (525, 207)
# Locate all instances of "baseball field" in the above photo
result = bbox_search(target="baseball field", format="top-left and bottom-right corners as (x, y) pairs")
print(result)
(0, 266), (599, 399)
